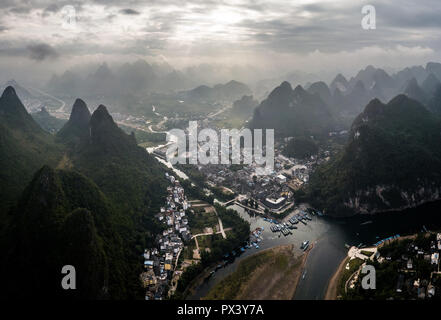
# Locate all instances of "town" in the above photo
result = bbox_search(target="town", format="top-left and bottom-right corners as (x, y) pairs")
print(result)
(140, 173), (191, 300)
(150, 114), (343, 219)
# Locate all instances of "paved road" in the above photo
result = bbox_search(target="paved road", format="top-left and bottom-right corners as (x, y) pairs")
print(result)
(117, 120), (151, 133)
(174, 247), (183, 270)
(29, 86), (66, 113)
(217, 216), (226, 239)
(148, 116), (168, 133)
(207, 103), (232, 119)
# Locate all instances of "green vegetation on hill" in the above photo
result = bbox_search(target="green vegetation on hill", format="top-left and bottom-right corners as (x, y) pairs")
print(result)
(428, 86), (441, 115)
(0, 86), (169, 299)
(336, 258), (364, 298)
(283, 137), (318, 159)
(213, 95), (259, 129)
(1, 166), (127, 299)
(119, 125), (166, 147)
(57, 98), (91, 145)
(250, 82), (337, 138)
(306, 95), (441, 216)
(185, 80), (252, 102)
(172, 205), (250, 299)
(230, 95), (258, 119)
(31, 107), (66, 133)
(199, 205), (250, 265)
(70, 104), (168, 214)
(0, 87), (64, 215)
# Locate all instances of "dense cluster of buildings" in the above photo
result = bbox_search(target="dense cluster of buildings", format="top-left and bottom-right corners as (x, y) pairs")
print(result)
(197, 148), (318, 214)
(141, 173), (191, 300)
(153, 119), (332, 216)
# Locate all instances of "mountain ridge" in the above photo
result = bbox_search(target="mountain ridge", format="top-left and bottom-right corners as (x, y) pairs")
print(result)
(250, 81), (336, 138)
(0, 86), (169, 298)
(306, 94), (441, 216)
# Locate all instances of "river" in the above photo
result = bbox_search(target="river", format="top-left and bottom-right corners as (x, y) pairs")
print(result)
(146, 137), (190, 180)
(153, 156), (189, 180)
(144, 119), (441, 299)
(189, 200), (441, 300)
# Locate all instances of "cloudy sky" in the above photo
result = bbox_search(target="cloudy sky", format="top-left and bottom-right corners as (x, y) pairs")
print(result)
(0, 0), (440, 84)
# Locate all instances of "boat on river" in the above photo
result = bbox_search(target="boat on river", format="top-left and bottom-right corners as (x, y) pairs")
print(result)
(301, 240), (310, 251)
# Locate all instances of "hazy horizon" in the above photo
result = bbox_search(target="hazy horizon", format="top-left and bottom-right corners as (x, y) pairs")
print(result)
(0, 0), (440, 87)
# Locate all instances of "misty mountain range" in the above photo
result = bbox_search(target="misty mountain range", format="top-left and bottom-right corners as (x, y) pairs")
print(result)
(250, 62), (441, 138)
(46, 60), (190, 97)
(3, 60), (441, 143)
(311, 63), (441, 117)
(43, 60), (441, 102)
(43, 60), (441, 113)
(180, 80), (252, 103)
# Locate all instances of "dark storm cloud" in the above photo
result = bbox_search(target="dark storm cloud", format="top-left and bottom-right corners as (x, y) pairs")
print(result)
(301, 4), (327, 13)
(375, 0), (441, 29)
(44, 4), (60, 13)
(27, 43), (59, 61)
(9, 6), (32, 14)
(120, 8), (140, 15)
(237, 5), (361, 53)
(234, 0), (441, 53)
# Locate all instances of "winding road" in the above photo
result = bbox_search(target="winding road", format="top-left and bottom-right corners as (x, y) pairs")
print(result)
(28, 86), (66, 113)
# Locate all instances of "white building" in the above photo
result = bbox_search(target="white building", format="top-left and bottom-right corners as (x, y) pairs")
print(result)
(276, 174), (287, 184)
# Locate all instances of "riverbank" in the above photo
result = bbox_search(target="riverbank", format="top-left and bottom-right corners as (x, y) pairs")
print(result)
(202, 244), (311, 300)
(324, 256), (350, 300)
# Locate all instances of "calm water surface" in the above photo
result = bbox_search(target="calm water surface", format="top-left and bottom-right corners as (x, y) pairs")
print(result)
(189, 201), (441, 300)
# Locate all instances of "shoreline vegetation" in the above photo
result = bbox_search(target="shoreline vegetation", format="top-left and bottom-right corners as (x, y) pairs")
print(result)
(170, 204), (250, 300)
(201, 244), (312, 300)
